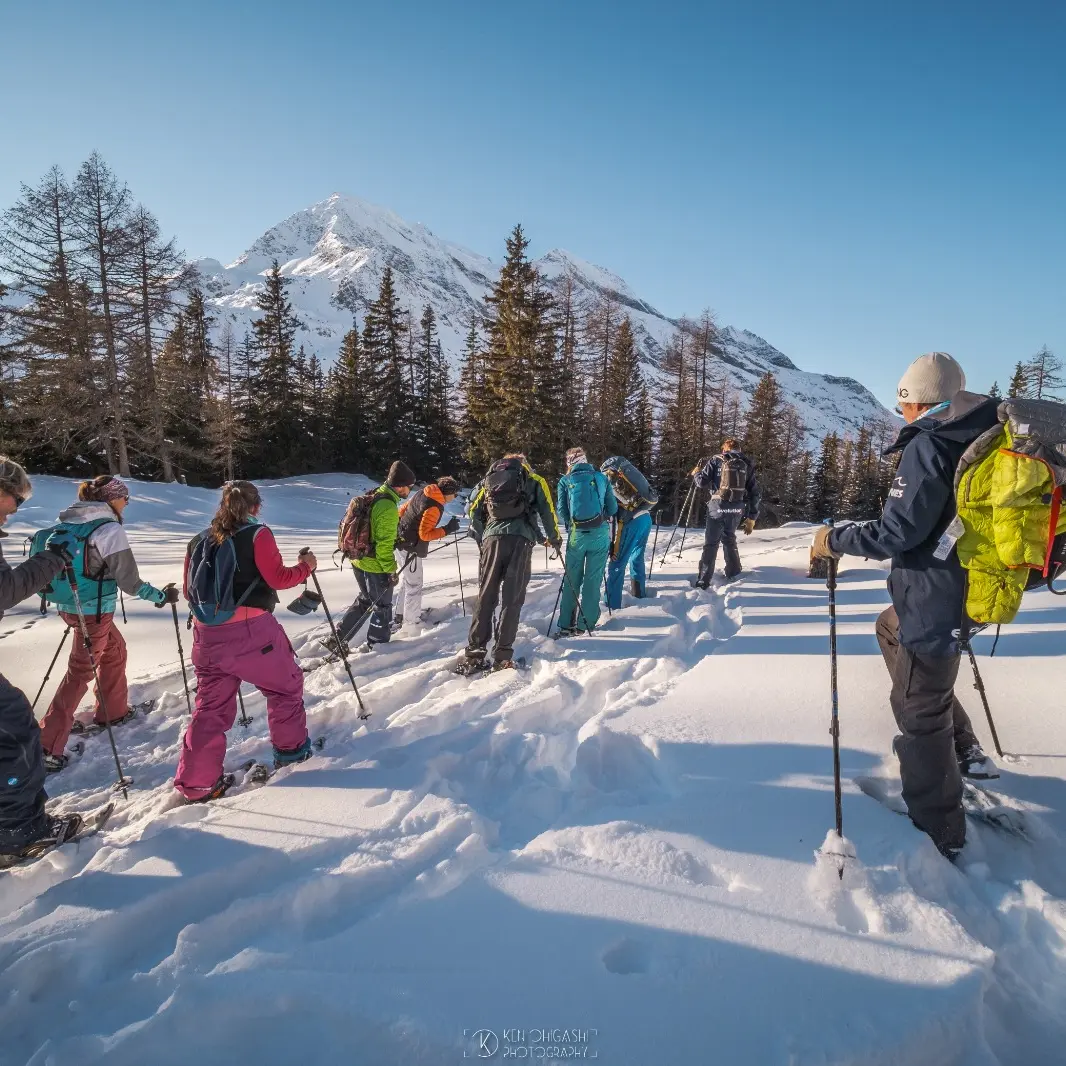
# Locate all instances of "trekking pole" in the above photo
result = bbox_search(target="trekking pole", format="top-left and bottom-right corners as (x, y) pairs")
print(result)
(307, 562), (371, 721)
(675, 483), (699, 562)
(31, 626), (71, 712)
(649, 510), (661, 574)
(169, 594), (194, 717)
(63, 568), (132, 798)
(658, 478), (696, 566)
(827, 557), (844, 879)
(546, 573), (564, 636)
(119, 590), (127, 625)
(237, 688), (252, 728)
(551, 549), (595, 635)
(603, 572), (613, 618)
(963, 637), (1004, 758)
(454, 532), (466, 617)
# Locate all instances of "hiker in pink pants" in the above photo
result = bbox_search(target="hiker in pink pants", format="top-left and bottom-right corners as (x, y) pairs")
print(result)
(173, 481), (317, 802)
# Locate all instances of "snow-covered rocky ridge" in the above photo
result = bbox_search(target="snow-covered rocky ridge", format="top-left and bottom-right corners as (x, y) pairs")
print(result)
(3, 475), (1066, 1065)
(196, 194), (890, 442)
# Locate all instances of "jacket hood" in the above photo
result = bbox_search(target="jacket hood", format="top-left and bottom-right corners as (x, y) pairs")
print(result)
(885, 391), (1000, 455)
(424, 484), (446, 506)
(58, 501), (119, 525)
(567, 462), (596, 475)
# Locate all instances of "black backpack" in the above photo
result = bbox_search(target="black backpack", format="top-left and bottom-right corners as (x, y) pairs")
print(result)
(484, 459), (529, 522)
(717, 453), (750, 505)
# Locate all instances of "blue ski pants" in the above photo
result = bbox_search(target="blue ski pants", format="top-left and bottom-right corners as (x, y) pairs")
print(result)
(559, 525), (611, 631)
(606, 511), (652, 609)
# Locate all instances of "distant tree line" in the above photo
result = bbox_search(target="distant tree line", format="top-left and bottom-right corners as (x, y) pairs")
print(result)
(0, 157), (1055, 529)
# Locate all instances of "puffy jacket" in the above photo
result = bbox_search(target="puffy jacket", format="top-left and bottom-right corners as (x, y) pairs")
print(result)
(34, 501), (166, 616)
(468, 462), (560, 545)
(397, 484), (449, 558)
(694, 450), (762, 519)
(0, 531), (65, 623)
(830, 391), (1001, 656)
(354, 484), (402, 574)
(556, 463), (618, 532)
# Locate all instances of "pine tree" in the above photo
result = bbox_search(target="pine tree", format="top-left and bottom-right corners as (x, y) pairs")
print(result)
(327, 324), (370, 473)
(989, 381), (1002, 400)
(458, 318), (490, 477)
(810, 432), (843, 522)
(72, 152), (137, 476)
(1008, 361), (1030, 398)
(362, 265), (412, 473)
(246, 260), (304, 476)
(1025, 345), (1064, 400)
(602, 316), (645, 461)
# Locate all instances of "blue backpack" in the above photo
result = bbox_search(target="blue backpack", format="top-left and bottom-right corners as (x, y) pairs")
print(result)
(30, 517), (114, 619)
(566, 465), (607, 530)
(187, 527), (261, 625)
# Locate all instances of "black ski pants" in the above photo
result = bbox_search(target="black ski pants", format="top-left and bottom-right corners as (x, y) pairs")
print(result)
(875, 606), (978, 851)
(0, 674), (49, 854)
(697, 504), (743, 585)
(467, 534), (533, 663)
(338, 568), (393, 646)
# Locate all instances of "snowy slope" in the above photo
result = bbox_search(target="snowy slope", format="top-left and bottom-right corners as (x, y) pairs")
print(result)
(197, 194), (890, 442)
(3, 475), (1066, 1065)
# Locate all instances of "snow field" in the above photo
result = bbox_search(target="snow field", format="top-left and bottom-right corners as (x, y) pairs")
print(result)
(1, 476), (1065, 1064)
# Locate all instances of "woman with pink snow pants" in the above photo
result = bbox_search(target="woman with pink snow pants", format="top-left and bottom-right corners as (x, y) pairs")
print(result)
(173, 481), (318, 802)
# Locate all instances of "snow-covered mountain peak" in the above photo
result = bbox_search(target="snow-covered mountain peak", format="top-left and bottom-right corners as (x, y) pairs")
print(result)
(197, 193), (892, 442)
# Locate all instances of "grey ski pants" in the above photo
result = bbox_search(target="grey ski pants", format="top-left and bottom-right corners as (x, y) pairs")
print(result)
(467, 534), (533, 662)
(875, 606), (978, 851)
(698, 504), (743, 584)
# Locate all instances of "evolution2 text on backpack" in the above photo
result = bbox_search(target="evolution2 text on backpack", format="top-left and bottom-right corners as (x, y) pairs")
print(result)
(955, 397), (1066, 624)
(338, 489), (384, 561)
(483, 459), (529, 523)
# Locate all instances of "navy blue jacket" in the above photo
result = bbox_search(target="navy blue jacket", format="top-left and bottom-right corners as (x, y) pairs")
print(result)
(694, 451), (762, 519)
(829, 392), (1000, 657)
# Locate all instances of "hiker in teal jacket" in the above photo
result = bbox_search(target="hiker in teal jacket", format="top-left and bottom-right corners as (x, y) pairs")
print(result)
(555, 447), (617, 635)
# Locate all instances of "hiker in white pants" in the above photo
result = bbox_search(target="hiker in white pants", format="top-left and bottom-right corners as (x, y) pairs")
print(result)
(392, 477), (460, 631)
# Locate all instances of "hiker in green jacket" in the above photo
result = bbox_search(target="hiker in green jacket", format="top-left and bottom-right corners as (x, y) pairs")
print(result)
(335, 461), (416, 651)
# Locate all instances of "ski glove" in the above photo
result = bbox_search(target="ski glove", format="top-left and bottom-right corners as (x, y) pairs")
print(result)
(741, 518), (756, 536)
(44, 531), (75, 564)
(161, 583), (181, 606)
(811, 525), (842, 560)
(443, 516), (461, 535)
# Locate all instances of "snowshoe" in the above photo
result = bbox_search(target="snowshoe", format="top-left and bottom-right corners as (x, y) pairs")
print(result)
(0, 803), (114, 870)
(184, 773), (238, 804)
(552, 626), (577, 640)
(492, 657), (527, 672)
(958, 743), (999, 781)
(323, 635), (350, 658)
(70, 700), (155, 737)
(390, 614), (405, 633)
(454, 654), (491, 676)
(43, 748), (81, 774)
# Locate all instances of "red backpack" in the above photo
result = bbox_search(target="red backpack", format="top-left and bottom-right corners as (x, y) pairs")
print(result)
(338, 489), (383, 560)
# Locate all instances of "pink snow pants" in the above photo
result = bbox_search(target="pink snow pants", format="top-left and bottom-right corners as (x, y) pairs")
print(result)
(174, 612), (307, 800)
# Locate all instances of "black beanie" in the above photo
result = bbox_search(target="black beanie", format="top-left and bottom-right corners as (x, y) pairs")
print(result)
(387, 461), (416, 489)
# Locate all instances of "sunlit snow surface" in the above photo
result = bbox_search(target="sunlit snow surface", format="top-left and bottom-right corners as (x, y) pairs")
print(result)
(2, 475), (1065, 1065)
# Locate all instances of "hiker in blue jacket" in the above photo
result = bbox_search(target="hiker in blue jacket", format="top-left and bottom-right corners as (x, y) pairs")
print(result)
(602, 456), (657, 607)
(555, 447), (617, 635)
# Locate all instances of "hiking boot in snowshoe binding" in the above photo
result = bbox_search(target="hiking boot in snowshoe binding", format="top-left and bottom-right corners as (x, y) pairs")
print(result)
(43, 753), (69, 774)
(454, 652), (488, 676)
(273, 737), (313, 770)
(958, 742), (999, 781)
(492, 659), (518, 671)
(185, 774), (237, 804)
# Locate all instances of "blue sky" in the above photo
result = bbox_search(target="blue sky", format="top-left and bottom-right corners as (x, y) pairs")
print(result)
(2, 1), (1063, 408)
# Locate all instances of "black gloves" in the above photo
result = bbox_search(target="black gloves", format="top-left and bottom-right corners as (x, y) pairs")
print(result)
(444, 516), (461, 536)
(44, 531), (75, 564)
(155, 583), (181, 608)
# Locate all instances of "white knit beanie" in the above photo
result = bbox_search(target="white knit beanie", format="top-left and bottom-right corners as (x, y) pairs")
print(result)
(896, 352), (966, 405)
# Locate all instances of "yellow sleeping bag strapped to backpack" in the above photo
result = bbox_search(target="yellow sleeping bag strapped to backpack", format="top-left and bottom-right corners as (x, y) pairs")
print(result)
(955, 399), (1066, 625)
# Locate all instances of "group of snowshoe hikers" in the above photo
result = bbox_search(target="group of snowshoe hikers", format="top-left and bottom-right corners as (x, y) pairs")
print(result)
(2, 347), (1055, 865)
